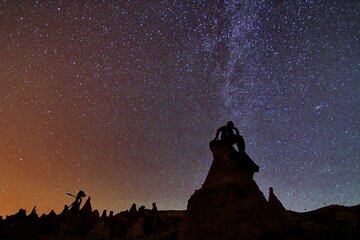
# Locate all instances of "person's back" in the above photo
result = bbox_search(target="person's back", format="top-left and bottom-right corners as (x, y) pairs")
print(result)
(220, 125), (235, 143)
(216, 121), (236, 142)
(215, 121), (245, 151)
(70, 190), (86, 212)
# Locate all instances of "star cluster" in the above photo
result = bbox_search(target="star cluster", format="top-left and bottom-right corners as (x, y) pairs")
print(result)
(0, 1), (359, 215)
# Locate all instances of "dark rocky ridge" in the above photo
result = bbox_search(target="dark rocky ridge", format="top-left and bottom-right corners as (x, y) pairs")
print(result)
(177, 140), (360, 240)
(0, 201), (184, 240)
(1, 140), (359, 239)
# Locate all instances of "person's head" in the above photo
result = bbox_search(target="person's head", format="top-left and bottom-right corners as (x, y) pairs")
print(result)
(226, 121), (234, 128)
(77, 190), (86, 198)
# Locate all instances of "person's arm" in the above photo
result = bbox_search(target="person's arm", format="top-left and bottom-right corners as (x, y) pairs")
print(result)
(215, 127), (222, 139)
(234, 127), (239, 136)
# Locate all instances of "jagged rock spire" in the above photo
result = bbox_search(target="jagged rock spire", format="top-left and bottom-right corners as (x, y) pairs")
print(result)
(268, 187), (286, 212)
(81, 196), (92, 213)
(177, 140), (273, 240)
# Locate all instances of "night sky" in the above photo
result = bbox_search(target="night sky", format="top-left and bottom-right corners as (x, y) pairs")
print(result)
(1, 1), (359, 216)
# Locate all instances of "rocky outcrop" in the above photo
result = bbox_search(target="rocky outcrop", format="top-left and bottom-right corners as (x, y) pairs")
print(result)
(0, 205), (183, 240)
(126, 217), (145, 238)
(177, 140), (277, 240)
(81, 197), (92, 213)
(177, 139), (360, 240)
(0, 138), (359, 240)
(80, 197), (100, 235)
(86, 221), (110, 239)
(268, 187), (286, 212)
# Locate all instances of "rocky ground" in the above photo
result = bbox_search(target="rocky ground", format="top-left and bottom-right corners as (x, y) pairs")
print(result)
(1, 140), (359, 240)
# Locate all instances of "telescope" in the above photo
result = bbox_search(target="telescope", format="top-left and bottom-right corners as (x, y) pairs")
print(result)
(66, 192), (77, 198)
(66, 190), (86, 198)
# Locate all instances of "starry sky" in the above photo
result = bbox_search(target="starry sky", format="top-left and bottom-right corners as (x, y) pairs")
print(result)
(0, 0), (359, 216)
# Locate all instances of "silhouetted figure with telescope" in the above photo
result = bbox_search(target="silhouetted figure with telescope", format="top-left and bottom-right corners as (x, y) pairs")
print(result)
(67, 190), (86, 212)
(57, 190), (86, 236)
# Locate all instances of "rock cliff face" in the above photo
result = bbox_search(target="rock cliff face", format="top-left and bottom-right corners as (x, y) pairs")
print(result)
(177, 140), (278, 240)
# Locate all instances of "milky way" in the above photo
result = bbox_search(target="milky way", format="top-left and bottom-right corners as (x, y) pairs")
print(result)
(0, 1), (359, 215)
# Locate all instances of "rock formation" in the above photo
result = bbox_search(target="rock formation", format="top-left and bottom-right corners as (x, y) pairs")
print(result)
(86, 221), (110, 239)
(177, 139), (360, 240)
(0, 203), (183, 240)
(177, 140), (278, 240)
(0, 137), (359, 239)
(268, 187), (286, 212)
(81, 196), (92, 213)
(80, 197), (100, 235)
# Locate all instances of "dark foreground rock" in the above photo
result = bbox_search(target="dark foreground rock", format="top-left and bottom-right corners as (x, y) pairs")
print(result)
(0, 141), (359, 239)
(177, 140), (360, 240)
(0, 200), (184, 240)
(177, 140), (279, 240)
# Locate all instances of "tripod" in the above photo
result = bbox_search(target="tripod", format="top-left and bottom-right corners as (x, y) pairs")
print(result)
(56, 191), (86, 237)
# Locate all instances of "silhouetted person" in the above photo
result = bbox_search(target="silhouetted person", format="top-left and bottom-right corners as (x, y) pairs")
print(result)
(212, 121), (259, 173)
(59, 190), (86, 236)
(69, 190), (86, 213)
(214, 121), (245, 151)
